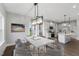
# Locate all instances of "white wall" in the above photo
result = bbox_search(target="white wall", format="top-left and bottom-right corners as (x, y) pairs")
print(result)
(0, 4), (6, 55)
(0, 4), (6, 44)
(6, 12), (31, 44)
(76, 19), (79, 40)
(0, 15), (4, 46)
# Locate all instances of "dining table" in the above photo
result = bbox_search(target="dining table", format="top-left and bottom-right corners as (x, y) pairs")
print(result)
(26, 36), (54, 55)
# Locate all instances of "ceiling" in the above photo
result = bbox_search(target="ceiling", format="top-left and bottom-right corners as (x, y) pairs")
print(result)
(3, 3), (79, 22)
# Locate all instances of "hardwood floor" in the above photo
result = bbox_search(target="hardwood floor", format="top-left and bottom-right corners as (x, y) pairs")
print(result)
(2, 45), (15, 56)
(64, 38), (79, 56)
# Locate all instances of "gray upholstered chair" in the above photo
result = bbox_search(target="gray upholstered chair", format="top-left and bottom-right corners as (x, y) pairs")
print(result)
(13, 39), (31, 56)
(13, 48), (31, 56)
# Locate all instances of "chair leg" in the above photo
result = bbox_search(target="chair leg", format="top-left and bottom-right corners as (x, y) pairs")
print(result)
(44, 46), (46, 53)
(13, 49), (16, 56)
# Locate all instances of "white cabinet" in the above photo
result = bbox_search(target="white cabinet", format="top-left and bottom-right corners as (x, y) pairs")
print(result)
(58, 33), (71, 44)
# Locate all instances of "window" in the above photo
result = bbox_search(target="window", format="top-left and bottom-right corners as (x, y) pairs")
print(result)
(0, 12), (5, 46)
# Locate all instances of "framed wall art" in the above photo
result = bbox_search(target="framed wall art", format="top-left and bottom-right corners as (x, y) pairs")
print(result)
(11, 23), (25, 32)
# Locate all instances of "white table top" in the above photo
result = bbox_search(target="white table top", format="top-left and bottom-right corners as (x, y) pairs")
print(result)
(26, 36), (54, 48)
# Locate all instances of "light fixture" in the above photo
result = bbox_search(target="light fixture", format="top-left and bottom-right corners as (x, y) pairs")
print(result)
(32, 17), (43, 25)
(37, 17), (43, 24)
(68, 16), (71, 27)
(32, 20), (37, 25)
(62, 14), (67, 26)
(77, 13), (79, 15)
(68, 24), (71, 27)
(73, 4), (77, 9)
(32, 3), (43, 25)
(34, 3), (38, 17)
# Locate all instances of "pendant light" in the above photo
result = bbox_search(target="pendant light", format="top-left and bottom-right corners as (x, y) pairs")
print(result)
(32, 3), (38, 25)
(32, 3), (43, 25)
(34, 3), (38, 18)
(68, 17), (71, 27)
(62, 14), (67, 26)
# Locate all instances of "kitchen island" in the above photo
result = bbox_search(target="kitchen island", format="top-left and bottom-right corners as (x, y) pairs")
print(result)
(58, 33), (73, 44)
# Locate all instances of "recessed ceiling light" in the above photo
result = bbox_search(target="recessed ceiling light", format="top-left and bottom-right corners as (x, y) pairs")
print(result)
(68, 24), (71, 27)
(73, 5), (77, 8)
(77, 13), (79, 15)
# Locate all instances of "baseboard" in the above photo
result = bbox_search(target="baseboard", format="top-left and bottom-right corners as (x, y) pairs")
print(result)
(0, 41), (7, 56)
(6, 42), (15, 46)
(74, 36), (79, 40)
